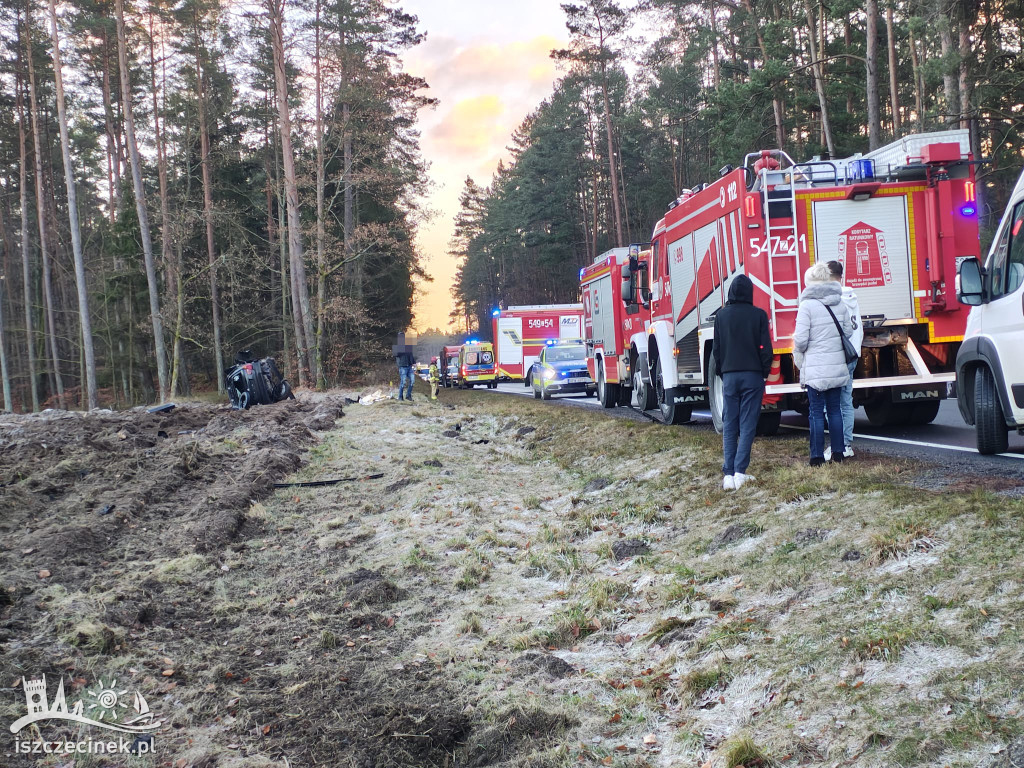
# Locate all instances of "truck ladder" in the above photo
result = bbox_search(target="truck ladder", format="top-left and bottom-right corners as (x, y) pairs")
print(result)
(761, 170), (801, 338)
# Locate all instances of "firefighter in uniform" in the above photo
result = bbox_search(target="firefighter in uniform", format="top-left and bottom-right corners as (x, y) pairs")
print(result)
(428, 357), (440, 401)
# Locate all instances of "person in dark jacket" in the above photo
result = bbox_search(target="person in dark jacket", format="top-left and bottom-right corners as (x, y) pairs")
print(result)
(712, 275), (774, 490)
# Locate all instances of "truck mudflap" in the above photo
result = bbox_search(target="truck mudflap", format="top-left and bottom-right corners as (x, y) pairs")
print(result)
(666, 386), (708, 408)
(889, 385), (947, 403)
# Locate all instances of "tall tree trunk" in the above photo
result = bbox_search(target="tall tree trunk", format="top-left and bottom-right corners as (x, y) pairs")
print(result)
(866, 0), (882, 149)
(743, 0), (785, 147)
(0, 241), (10, 411)
(101, 30), (123, 221)
(957, 12), (971, 130)
(909, 26), (925, 129)
(802, 0), (835, 156)
(116, 0), (168, 402)
(938, 2), (959, 125)
(314, 0), (326, 389)
(193, 22), (225, 393)
(268, 0), (315, 385)
(886, 2), (901, 136)
(48, 0), (98, 410)
(25, 8), (65, 409)
(16, 49), (39, 412)
(600, 63), (624, 246)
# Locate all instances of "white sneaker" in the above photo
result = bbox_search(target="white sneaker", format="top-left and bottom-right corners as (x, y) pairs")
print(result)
(843, 446), (855, 458)
(723, 475), (735, 491)
(823, 446), (832, 462)
(733, 473), (755, 489)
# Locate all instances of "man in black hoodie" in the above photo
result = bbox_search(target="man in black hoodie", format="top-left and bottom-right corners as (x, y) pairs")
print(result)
(712, 274), (774, 490)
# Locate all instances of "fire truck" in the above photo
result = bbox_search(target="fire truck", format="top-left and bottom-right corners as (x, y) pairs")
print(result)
(609, 130), (981, 431)
(492, 304), (584, 382)
(440, 345), (461, 388)
(581, 246), (657, 408)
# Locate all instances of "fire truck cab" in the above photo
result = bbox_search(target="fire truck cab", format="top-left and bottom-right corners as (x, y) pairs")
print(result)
(626, 130), (981, 430)
(581, 246), (657, 409)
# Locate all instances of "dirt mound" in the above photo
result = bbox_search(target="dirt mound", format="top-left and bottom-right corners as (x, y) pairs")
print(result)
(0, 396), (344, 576)
(512, 652), (575, 679)
(341, 568), (405, 605)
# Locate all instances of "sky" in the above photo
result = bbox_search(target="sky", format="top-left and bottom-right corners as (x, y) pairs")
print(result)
(399, 0), (568, 332)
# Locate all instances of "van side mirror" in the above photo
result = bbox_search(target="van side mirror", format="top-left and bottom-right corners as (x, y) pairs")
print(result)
(956, 258), (985, 306)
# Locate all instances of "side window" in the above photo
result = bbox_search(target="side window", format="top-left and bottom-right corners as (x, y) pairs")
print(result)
(1006, 203), (1024, 295)
(651, 241), (660, 281)
(990, 201), (1024, 298)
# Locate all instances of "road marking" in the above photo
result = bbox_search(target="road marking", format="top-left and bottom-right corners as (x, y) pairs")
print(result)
(779, 424), (1024, 461)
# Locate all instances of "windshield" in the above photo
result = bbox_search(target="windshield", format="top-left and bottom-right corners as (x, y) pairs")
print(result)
(465, 350), (493, 365)
(546, 346), (585, 363)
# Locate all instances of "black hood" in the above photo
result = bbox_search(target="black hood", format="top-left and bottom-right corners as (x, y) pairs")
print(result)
(727, 274), (754, 305)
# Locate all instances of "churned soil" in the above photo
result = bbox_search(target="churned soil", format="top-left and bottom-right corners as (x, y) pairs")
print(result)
(1, 385), (1022, 768)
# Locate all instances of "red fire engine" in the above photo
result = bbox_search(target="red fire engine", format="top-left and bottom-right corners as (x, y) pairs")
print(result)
(581, 247), (656, 408)
(492, 304), (584, 381)
(601, 130), (981, 431)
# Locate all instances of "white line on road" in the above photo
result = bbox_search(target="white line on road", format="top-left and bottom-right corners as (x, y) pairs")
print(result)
(779, 423), (1024, 461)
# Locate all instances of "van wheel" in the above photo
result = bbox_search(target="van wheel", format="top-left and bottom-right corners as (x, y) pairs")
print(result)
(707, 354), (724, 434)
(597, 363), (620, 409)
(655, 356), (690, 425)
(975, 366), (1009, 455)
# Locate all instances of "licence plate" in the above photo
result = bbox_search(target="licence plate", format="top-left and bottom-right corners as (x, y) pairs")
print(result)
(568, 377), (590, 383)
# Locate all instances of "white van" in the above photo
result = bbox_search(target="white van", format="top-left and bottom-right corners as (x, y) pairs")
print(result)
(955, 168), (1024, 454)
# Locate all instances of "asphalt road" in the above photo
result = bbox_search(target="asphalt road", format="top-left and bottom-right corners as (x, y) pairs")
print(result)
(482, 380), (1024, 484)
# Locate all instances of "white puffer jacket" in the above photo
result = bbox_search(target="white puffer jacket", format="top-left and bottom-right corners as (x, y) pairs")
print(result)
(793, 281), (855, 392)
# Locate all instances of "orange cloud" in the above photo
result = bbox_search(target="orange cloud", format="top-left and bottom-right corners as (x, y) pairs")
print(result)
(407, 34), (565, 331)
(430, 95), (506, 157)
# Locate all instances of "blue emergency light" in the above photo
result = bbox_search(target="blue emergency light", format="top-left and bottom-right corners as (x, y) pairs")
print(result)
(960, 205), (976, 216)
(492, 309), (500, 316)
(546, 339), (556, 346)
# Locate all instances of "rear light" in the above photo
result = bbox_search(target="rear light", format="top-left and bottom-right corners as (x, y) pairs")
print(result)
(744, 196), (756, 218)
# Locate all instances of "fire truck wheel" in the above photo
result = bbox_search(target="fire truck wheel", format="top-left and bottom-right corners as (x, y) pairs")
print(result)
(634, 369), (656, 411)
(864, 400), (910, 426)
(906, 400), (940, 425)
(756, 412), (782, 436)
(707, 354), (725, 433)
(597, 364), (620, 409)
(975, 366), (1009, 455)
(655, 356), (690, 425)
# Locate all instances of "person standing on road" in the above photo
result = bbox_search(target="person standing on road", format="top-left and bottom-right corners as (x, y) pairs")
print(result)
(793, 262), (855, 466)
(395, 346), (415, 402)
(712, 274), (774, 491)
(827, 260), (863, 460)
(428, 357), (440, 401)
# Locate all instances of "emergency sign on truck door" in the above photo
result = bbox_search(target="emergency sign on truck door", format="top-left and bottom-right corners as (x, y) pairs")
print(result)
(811, 196), (914, 320)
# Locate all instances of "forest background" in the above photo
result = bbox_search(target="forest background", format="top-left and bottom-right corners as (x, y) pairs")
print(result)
(0, 0), (1018, 411)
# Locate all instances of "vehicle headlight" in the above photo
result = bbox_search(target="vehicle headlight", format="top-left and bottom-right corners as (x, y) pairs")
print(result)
(542, 369), (555, 380)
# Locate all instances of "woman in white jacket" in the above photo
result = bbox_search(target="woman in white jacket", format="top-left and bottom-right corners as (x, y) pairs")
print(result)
(793, 262), (856, 466)
(828, 260), (863, 458)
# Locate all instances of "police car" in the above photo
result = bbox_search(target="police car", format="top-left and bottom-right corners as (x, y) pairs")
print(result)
(529, 339), (596, 400)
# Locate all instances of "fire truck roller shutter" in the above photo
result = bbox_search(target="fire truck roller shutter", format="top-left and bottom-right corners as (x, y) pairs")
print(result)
(811, 196), (915, 322)
(497, 317), (524, 367)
